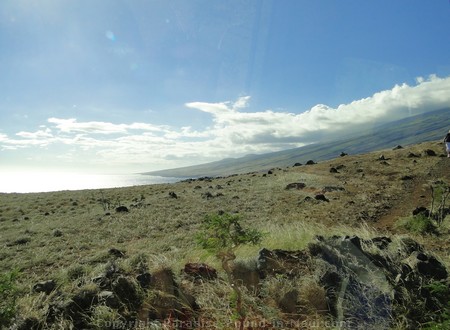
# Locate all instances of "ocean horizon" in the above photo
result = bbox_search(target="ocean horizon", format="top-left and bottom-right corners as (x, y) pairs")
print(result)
(0, 172), (182, 193)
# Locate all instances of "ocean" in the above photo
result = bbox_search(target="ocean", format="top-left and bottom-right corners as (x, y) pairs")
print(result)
(0, 172), (181, 193)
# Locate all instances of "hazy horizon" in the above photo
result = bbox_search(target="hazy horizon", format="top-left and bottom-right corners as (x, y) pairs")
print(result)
(0, 171), (181, 193)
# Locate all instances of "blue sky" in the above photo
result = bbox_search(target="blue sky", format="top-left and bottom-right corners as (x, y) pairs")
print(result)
(1, 0), (450, 174)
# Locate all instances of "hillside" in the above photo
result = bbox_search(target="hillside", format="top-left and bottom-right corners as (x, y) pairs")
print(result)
(145, 107), (450, 178)
(0, 140), (449, 329)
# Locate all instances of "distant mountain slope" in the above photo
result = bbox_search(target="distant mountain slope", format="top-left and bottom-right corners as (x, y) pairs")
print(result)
(145, 107), (450, 178)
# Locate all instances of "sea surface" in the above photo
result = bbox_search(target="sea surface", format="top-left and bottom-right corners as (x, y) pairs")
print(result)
(0, 172), (181, 193)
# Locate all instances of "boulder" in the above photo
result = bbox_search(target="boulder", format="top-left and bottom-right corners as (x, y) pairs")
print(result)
(33, 280), (56, 294)
(285, 182), (306, 190)
(407, 152), (420, 158)
(330, 167), (339, 173)
(404, 251), (448, 280)
(423, 149), (437, 156)
(115, 206), (129, 213)
(136, 272), (152, 289)
(412, 206), (430, 217)
(315, 194), (329, 202)
(112, 276), (141, 309)
(184, 263), (217, 280)
(151, 269), (177, 295)
(63, 288), (99, 328)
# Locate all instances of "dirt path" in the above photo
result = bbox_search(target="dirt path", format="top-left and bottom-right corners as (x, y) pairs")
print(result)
(375, 157), (449, 231)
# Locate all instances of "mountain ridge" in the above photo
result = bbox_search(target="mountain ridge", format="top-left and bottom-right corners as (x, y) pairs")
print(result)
(145, 107), (450, 178)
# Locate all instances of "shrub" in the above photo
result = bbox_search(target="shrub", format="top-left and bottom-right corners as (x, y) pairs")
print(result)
(0, 270), (20, 327)
(398, 214), (437, 234)
(196, 212), (263, 327)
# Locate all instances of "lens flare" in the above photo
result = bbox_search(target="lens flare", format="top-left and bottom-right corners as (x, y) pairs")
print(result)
(105, 30), (116, 41)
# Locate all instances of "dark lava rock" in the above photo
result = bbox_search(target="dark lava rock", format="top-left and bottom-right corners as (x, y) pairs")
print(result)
(369, 236), (392, 250)
(405, 251), (448, 280)
(169, 191), (178, 199)
(423, 149), (437, 156)
(136, 272), (152, 289)
(7, 237), (31, 246)
(112, 276), (141, 309)
(330, 167), (339, 173)
(293, 162), (302, 167)
(115, 205), (129, 213)
(184, 263), (218, 280)
(305, 160), (316, 165)
(412, 206), (430, 217)
(322, 186), (345, 192)
(52, 229), (63, 237)
(393, 145), (403, 150)
(33, 280), (56, 294)
(67, 289), (99, 328)
(92, 275), (111, 289)
(285, 182), (306, 190)
(315, 194), (329, 202)
(202, 191), (214, 199)
(98, 290), (120, 308)
(340, 152), (348, 157)
(407, 152), (420, 158)
(108, 248), (125, 258)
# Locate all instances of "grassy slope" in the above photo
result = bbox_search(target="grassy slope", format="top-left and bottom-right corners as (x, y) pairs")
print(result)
(0, 140), (449, 328)
(145, 107), (450, 178)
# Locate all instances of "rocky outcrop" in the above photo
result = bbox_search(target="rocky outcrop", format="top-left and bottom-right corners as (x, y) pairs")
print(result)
(261, 235), (448, 329)
(17, 236), (448, 329)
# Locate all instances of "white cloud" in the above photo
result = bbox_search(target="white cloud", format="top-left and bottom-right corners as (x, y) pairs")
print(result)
(16, 128), (53, 139)
(185, 75), (450, 145)
(47, 118), (169, 135)
(1, 75), (449, 171)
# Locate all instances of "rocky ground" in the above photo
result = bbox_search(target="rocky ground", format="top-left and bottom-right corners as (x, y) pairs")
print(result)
(0, 140), (449, 329)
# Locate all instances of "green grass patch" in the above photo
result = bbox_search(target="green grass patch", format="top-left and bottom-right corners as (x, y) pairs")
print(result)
(0, 269), (20, 327)
(396, 214), (437, 234)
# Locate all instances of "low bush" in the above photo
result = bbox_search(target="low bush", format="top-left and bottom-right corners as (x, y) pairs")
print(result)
(0, 269), (20, 327)
(397, 214), (437, 234)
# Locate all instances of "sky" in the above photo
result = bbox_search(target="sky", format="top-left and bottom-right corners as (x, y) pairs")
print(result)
(0, 0), (450, 174)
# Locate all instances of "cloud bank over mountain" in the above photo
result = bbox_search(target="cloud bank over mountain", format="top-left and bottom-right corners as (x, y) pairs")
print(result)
(1, 75), (449, 172)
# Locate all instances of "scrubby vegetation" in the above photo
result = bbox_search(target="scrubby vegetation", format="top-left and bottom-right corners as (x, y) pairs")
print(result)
(0, 140), (449, 329)
(0, 270), (20, 327)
